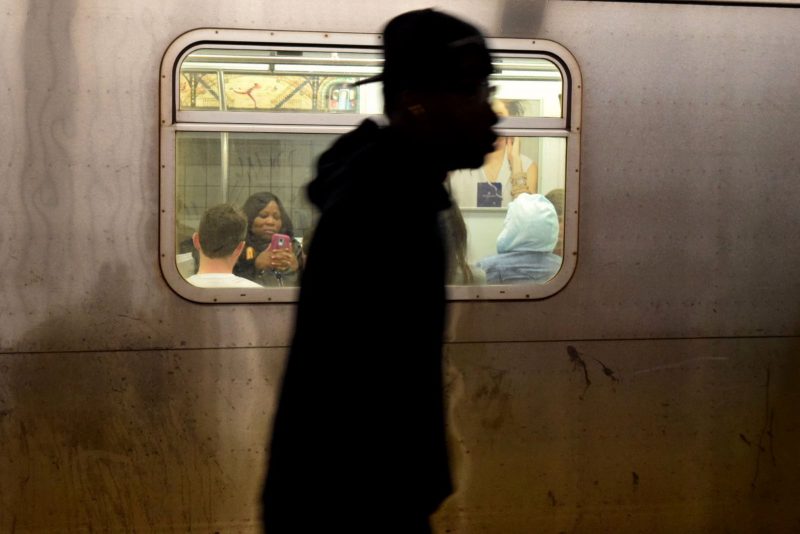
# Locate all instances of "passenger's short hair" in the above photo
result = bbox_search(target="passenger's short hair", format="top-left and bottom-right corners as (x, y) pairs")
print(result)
(198, 204), (247, 258)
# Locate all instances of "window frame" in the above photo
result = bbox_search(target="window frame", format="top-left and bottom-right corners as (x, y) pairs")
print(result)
(160, 29), (581, 303)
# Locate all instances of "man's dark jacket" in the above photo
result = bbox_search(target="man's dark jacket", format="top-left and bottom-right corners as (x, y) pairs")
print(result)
(263, 119), (453, 530)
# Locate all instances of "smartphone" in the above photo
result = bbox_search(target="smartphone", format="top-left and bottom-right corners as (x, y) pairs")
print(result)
(270, 233), (291, 250)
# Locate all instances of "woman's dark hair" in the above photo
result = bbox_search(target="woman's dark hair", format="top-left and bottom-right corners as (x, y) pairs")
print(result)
(440, 203), (474, 285)
(241, 192), (294, 241)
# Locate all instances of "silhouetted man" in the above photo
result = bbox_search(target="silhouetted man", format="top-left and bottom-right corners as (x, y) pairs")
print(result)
(262, 9), (497, 533)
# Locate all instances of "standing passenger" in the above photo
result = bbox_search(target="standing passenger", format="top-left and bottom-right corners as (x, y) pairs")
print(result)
(449, 99), (538, 207)
(262, 9), (498, 534)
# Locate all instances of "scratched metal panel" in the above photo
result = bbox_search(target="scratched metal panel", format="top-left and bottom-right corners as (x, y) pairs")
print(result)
(2, 1), (799, 356)
(1, 339), (797, 531)
(0, 347), (285, 532)
(436, 338), (800, 533)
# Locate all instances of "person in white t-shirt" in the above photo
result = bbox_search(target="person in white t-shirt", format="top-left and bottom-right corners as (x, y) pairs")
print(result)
(186, 204), (263, 289)
(448, 99), (538, 207)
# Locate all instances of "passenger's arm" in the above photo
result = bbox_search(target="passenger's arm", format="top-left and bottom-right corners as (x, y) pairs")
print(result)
(507, 137), (538, 197)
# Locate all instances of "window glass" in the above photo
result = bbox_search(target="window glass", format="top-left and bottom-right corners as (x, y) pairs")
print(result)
(163, 35), (579, 300)
(175, 132), (335, 285)
(490, 57), (563, 118)
(179, 71), (221, 109)
(179, 48), (384, 114)
(448, 137), (566, 285)
(178, 49), (563, 118)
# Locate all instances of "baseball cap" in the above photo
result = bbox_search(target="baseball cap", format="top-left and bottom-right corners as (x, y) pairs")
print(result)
(352, 9), (493, 91)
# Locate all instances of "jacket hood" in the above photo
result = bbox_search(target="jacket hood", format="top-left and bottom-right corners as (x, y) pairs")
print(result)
(308, 118), (452, 216)
(307, 119), (383, 211)
(496, 193), (559, 253)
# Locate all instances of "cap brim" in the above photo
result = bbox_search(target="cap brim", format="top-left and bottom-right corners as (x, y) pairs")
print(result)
(348, 74), (383, 87)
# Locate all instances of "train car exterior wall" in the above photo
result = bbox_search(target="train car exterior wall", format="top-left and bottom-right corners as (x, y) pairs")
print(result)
(1, 0), (798, 531)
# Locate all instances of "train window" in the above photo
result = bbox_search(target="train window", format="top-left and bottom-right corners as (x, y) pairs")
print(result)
(160, 30), (581, 302)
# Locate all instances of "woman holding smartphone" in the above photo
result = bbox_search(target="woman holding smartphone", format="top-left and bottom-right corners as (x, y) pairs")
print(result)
(235, 191), (304, 287)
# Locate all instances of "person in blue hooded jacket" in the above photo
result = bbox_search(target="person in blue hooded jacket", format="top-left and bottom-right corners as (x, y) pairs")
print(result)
(478, 192), (562, 284)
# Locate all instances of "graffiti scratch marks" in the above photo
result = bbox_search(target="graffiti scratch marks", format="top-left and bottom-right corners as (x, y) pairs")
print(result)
(593, 357), (620, 383)
(567, 346), (622, 400)
(567, 345), (591, 400)
(632, 357), (728, 376)
(750, 365), (777, 490)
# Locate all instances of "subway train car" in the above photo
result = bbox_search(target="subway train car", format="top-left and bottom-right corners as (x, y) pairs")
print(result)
(2, 0), (799, 531)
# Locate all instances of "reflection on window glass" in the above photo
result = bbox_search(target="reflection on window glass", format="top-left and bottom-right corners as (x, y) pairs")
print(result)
(224, 74), (299, 110)
(179, 71), (221, 109)
(447, 137), (566, 285)
(179, 48), (384, 114)
(176, 132), (222, 254)
(178, 49), (563, 118)
(490, 57), (563, 118)
(175, 132), (335, 287)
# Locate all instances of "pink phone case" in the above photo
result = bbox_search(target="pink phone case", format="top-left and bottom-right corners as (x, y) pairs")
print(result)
(270, 233), (291, 250)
